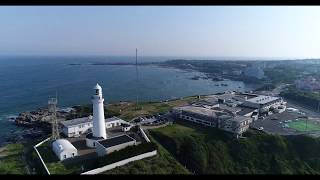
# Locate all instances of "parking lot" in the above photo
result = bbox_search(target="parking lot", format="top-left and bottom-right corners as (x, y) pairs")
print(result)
(251, 110), (309, 135)
(131, 112), (173, 126)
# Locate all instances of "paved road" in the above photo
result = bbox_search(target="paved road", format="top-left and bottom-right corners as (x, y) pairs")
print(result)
(272, 83), (289, 96)
(251, 111), (300, 135)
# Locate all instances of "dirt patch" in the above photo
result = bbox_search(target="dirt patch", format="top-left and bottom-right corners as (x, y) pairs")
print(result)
(0, 147), (7, 158)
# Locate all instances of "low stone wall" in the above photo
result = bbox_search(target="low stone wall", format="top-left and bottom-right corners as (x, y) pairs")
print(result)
(141, 122), (170, 130)
(81, 150), (157, 175)
(34, 137), (51, 175)
(139, 127), (151, 142)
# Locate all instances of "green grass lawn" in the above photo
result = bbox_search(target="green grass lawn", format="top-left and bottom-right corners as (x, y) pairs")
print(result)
(107, 96), (198, 121)
(288, 120), (320, 132)
(104, 135), (190, 174)
(151, 123), (197, 138)
(0, 144), (27, 174)
(36, 140), (81, 174)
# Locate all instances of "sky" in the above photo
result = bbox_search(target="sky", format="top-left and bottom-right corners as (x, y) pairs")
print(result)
(0, 6), (320, 59)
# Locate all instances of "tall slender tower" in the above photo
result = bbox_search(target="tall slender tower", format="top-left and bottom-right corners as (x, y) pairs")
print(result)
(91, 83), (107, 139)
(135, 48), (139, 110)
(48, 97), (59, 140)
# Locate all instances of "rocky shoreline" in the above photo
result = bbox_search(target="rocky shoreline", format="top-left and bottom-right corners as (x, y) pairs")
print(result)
(1, 107), (78, 146)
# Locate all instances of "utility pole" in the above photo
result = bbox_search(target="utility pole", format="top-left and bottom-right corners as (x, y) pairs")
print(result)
(135, 48), (139, 110)
(305, 116), (309, 132)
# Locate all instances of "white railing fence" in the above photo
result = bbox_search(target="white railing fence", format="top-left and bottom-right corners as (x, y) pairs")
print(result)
(33, 137), (51, 175)
(81, 150), (157, 175)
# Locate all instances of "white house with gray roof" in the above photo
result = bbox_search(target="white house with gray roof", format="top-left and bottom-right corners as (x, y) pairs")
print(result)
(61, 116), (128, 137)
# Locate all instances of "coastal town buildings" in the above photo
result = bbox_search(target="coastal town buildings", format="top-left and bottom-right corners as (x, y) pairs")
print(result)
(244, 65), (265, 79)
(294, 76), (320, 91)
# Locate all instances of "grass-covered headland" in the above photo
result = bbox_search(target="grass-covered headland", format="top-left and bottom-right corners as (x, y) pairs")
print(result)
(150, 121), (320, 174)
(3, 95), (320, 174)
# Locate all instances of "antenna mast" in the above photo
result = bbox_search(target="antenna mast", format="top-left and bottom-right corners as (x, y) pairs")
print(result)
(135, 48), (139, 110)
(48, 95), (59, 140)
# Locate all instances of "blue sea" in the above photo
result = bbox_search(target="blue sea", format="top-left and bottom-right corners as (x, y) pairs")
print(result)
(0, 56), (257, 143)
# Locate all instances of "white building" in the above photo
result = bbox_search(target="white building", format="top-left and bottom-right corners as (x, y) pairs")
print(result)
(173, 105), (252, 137)
(218, 115), (252, 136)
(95, 134), (137, 157)
(242, 95), (285, 113)
(61, 116), (126, 138)
(52, 139), (78, 161)
(121, 123), (132, 132)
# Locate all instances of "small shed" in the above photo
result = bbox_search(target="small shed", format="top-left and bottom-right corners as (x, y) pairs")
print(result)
(52, 139), (78, 161)
(121, 123), (132, 132)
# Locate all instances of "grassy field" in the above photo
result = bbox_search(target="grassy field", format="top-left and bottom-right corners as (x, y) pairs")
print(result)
(288, 120), (320, 132)
(150, 121), (320, 174)
(151, 122), (199, 138)
(35, 136), (190, 174)
(104, 136), (190, 174)
(107, 96), (199, 121)
(36, 140), (81, 174)
(0, 144), (28, 174)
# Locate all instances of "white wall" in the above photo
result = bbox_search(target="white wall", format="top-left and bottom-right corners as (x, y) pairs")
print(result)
(81, 150), (157, 175)
(63, 119), (124, 137)
(139, 127), (150, 142)
(56, 150), (78, 161)
(95, 142), (106, 157)
(52, 144), (78, 161)
(34, 137), (51, 175)
(86, 138), (97, 148)
(96, 140), (136, 157)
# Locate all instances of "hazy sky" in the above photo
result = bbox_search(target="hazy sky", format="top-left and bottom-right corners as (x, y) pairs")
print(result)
(0, 6), (320, 59)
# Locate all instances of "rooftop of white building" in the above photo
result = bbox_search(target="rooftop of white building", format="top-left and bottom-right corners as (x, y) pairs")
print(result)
(52, 139), (77, 154)
(245, 95), (280, 105)
(174, 105), (219, 117)
(98, 134), (135, 149)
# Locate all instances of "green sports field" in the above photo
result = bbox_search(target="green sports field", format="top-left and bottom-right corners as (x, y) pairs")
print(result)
(287, 119), (320, 132)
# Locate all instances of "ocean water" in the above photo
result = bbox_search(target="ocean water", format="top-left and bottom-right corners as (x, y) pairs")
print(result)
(0, 56), (257, 142)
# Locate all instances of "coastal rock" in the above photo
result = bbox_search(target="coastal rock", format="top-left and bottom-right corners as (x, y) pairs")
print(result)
(14, 107), (70, 127)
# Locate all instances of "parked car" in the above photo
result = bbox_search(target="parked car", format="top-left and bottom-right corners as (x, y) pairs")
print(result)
(258, 127), (264, 131)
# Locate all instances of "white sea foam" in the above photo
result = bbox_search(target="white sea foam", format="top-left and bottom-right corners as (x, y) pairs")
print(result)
(6, 114), (18, 122)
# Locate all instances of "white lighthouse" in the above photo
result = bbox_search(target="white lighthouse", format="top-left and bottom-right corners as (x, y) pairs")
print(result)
(91, 83), (107, 139)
